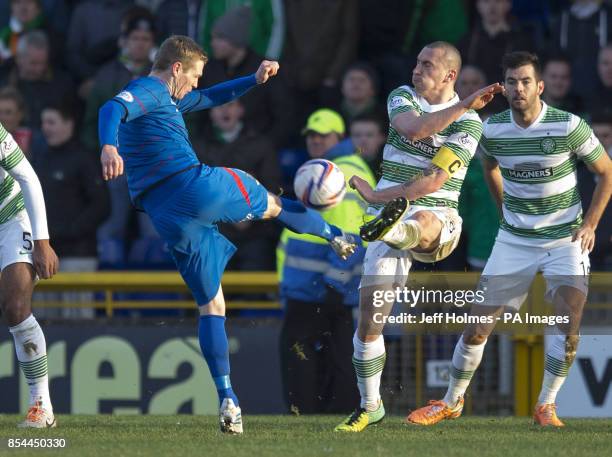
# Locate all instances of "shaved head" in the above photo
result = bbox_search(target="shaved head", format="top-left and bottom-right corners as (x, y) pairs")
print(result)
(425, 41), (462, 73)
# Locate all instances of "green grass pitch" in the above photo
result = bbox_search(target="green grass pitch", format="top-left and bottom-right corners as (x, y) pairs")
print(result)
(1, 415), (611, 457)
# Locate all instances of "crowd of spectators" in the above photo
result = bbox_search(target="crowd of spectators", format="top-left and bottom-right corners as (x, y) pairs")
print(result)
(0, 0), (610, 272)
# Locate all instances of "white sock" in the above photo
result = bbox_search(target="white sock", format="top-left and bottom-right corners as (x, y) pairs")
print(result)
(538, 334), (572, 405)
(9, 314), (52, 412)
(352, 332), (385, 411)
(443, 337), (486, 407)
(382, 220), (421, 250)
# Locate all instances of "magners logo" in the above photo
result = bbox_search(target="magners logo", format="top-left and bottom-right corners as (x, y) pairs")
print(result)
(401, 137), (437, 156)
(507, 168), (553, 179)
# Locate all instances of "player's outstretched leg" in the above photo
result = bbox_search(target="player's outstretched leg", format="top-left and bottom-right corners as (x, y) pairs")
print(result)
(359, 197), (413, 247)
(2, 264), (55, 428)
(406, 335), (486, 425)
(266, 196), (356, 259)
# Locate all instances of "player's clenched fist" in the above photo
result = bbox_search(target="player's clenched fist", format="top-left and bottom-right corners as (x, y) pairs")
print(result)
(255, 60), (280, 84)
(101, 144), (124, 180)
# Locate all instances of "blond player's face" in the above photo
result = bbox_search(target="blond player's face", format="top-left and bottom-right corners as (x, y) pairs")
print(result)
(412, 47), (449, 95)
(175, 60), (204, 99)
(504, 65), (544, 113)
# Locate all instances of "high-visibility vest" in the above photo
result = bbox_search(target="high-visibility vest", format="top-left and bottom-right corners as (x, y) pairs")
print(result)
(276, 153), (376, 305)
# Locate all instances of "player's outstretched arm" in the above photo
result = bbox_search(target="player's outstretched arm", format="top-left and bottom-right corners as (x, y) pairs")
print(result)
(393, 83), (502, 141)
(180, 61), (279, 113)
(573, 153), (612, 253)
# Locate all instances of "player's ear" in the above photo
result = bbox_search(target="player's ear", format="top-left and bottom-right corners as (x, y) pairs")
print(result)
(537, 79), (544, 96)
(172, 61), (182, 78)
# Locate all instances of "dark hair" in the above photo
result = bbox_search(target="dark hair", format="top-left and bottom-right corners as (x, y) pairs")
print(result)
(343, 61), (381, 95)
(153, 35), (207, 71)
(502, 51), (542, 80)
(121, 6), (156, 39)
(350, 113), (387, 134)
(42, 98), (78, 122)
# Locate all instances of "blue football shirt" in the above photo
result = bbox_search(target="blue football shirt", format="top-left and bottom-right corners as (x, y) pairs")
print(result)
(107, 74), (257, 201)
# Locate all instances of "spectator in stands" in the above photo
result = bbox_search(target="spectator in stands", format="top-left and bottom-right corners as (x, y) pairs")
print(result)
(0, 0), (69, 38)
(349, 113), (387, 178)
(550, 0), (612, 99)
(200, 6), (293, 148)
(0, 30), (74, 130)
(65, 0), (135, 99)
(338, 61), (385, 125)
(456, 65), (487, 100)
(586, 45), (612, 117)
(455, 65), (503, 116)
(204, 2), (284, 59)
(283, 0), (358, 124)
(82, 7), (155, 151)
(0, 0), (62, 64)
(579, 111), (612, 270)
(33, 100), (109, 293)
(81, 7), (158, 264)
(194, 99), (281, 270)
(278, 108), (374, 414)
(409, 0), (469, 52)
(542, 54), (584, 115)
(511, 0), (552, 48)
(155, 0), (203, 43)
(356, 0), (413, 96)
(0, 86), (32, 157)
(458, 0), (534, 85)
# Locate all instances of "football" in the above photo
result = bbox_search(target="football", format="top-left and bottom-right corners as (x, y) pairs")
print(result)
(293, 159), (347, 210)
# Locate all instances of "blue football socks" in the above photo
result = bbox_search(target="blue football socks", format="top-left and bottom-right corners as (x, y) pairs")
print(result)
(198, 315), (239, 406)
(277, 198), (341, 241)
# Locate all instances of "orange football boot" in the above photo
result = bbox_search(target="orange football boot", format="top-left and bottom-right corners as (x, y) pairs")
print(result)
(405, 398), (464, 425)
(533, 403), (565, 427)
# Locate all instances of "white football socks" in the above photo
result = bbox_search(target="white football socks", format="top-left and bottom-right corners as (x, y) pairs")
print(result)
(352, 333), (385, 412)
(443, 337), (486, 407)
(9, 314), (52, 412)
(538, 334), (572, 405)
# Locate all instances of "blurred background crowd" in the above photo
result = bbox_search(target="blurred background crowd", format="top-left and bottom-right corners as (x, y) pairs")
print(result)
(0, 0), (610, 278)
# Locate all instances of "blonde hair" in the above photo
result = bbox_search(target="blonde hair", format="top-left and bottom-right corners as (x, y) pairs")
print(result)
(152, 35), (208, 71)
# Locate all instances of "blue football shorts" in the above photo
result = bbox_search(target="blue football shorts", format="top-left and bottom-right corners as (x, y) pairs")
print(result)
(141, 165), (269, 305)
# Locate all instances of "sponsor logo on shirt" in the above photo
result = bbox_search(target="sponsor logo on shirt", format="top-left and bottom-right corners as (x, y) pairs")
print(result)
(389, 96), (408, 110)
(117, 91), (134, 103)
(507, 168), (553, 179)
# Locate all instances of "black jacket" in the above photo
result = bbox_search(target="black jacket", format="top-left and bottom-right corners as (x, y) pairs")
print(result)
(199, 49), (294, 148)
(33, 138), (110, 257)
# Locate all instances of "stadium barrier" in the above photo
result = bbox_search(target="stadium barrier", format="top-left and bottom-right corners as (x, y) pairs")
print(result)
(31, 272), (611, 416)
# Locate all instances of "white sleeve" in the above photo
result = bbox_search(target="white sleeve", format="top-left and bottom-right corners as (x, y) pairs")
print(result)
(5, 152), (50, 240)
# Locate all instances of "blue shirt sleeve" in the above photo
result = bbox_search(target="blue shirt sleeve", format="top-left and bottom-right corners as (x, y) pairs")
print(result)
(178, 74), (258, 113)
(98, 100), (125, 148)
(112, 80), (164, 122)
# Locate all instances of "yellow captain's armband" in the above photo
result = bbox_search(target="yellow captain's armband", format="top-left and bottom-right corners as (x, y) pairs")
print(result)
(431, 146), (464, 177)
